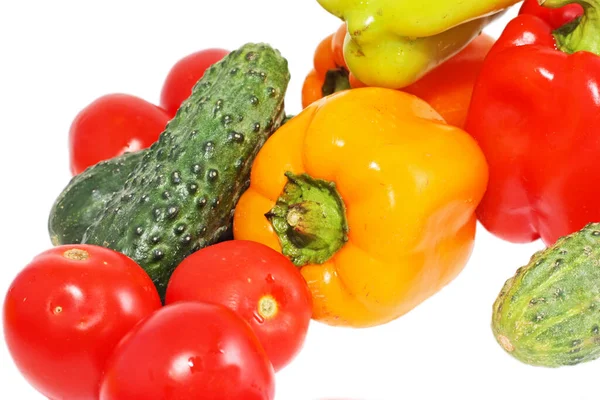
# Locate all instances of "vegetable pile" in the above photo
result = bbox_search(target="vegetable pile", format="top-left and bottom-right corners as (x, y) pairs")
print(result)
(5, 0), (600, 398)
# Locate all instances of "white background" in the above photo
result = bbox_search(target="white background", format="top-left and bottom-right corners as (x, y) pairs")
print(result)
(0, 1), (596, 399)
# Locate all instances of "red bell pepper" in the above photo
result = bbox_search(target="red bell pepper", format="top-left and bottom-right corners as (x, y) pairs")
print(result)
(519, 0), (583, 29)
(464, 0), (593, 246)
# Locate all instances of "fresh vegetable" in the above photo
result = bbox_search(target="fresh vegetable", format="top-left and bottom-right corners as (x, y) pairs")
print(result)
(233, 87), (488, 327)
(3, 245), (161, 400)
(69, 93), (170, 176)
(51, 43), (290, 297)
(49, 151), (144, 245)
(301, 24), (349, 109)
(492, 223), (600, 368)
(464, 0), (595, 246)
(519, 0), (583, 29)
(165, 240), (312, 372)
(316, 0), (516, 88)
(160, 48), (230, 117)
(302, 24), (495, 128)
(100, 302), (275, 400)
(400, 34), (495, 128)
(69, 48), (230, 175)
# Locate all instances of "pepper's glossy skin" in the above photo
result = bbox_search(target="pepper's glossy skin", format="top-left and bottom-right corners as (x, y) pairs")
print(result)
(301, 25), (347, 108)
(519, 0), (582, 29)
(302, 24), (495, 128)
(401, 34), (495, 128)
(465, 0), (593, 245)
(317, 0), (518, 88)
(233, 88), (488, 327)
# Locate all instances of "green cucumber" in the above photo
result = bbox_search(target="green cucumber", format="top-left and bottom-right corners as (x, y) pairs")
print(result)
(492, 223), (600, 367)
(51, 43), (289, 297)
(49, 151), (143, 245)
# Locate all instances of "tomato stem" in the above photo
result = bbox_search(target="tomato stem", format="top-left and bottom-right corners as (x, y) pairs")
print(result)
(257, 295), (278, 320)
(63, 248), (90, 261)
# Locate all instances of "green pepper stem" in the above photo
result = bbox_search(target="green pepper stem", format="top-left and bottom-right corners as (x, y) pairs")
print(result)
(322, 68), (351, 97)
(543, 0), (600, 54)
(265, 172), (348, 266)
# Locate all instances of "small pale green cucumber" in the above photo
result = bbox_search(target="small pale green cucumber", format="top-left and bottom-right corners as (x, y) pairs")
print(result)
(492, 223), (600, 367)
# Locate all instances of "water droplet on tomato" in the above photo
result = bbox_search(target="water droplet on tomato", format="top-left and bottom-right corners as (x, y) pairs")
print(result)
(265, 274), (275, 283)
(188, 356), (204, 373)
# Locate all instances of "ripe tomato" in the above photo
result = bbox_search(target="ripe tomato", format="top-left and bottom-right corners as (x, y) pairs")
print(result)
(159, 48), (229, 117)
(100, 302), (275, 400)
(69, 93), (170, 175)
(3, 245), (161, 400)
(165, 240), (312, 372)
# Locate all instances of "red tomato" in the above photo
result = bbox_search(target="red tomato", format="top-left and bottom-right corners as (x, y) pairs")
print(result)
(160, 48), (229, 117)
(3, 245), (161, 400)
(100, 302), (275, 400)
(165, 240), (312, 372)
(69, 93), (170, 175)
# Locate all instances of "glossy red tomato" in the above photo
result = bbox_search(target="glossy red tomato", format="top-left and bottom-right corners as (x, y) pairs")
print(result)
(100, 302), (275, 400)
(165, 240), (312, 372)
(3, 245), (161, 400)
(160, 48), (229, 117)
(69, 93), (170, 175)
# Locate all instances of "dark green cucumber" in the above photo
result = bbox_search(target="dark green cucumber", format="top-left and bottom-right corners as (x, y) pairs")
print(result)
(49, 151), (143, 245)
(492, 223), (600, 367)
(78, 43), (289, 296)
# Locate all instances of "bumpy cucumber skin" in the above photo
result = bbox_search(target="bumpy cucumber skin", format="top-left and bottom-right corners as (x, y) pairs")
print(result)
(48, 151), (143, 245)
(80, 43), (289, 297)
(492, 223), (600, 367)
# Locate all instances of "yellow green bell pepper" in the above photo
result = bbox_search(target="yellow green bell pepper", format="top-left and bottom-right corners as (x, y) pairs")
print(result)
(317, 0), (519, 88)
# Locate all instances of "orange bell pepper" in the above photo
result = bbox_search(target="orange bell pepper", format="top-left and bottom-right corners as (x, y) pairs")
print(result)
(301, 24), (495, 128)
(233, 88), (489, 328)
(301, 24), (349, 109)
